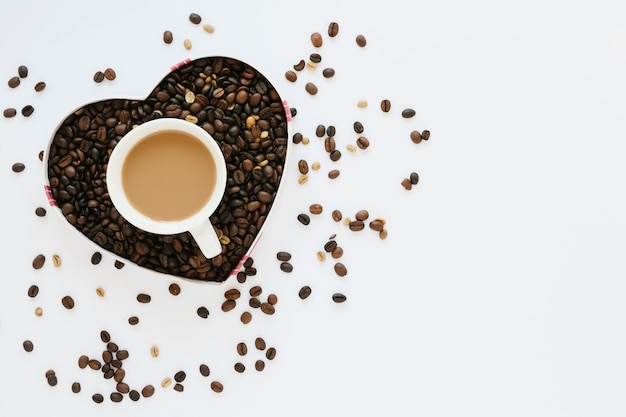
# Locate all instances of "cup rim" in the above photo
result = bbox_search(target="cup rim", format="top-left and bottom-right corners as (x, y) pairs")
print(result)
(106, 118), (227, 235)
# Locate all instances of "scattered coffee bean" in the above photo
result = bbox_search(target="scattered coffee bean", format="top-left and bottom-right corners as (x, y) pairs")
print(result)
(136, 293), (151, 303)
(331, 209), (343, 222)
(401, 178), (413, 190)
(35, 207), (46, 217)
(293, 59), (305, 71)
(184, 39), (192, 50)
(92, 393), (104, 403)
(88, 359), (101, 370)
(199, 364), (211, 377)
(93, 71), (105, 83)
(329, 149), (342, 161)
(349, 220), (365, 231)
(142, 384), (155, 398)
(210, 381), (223, 393)
(96, 288), (105, 298)
(305, 82), (318, 95)
(266, 347), (277, 360)
(357, 100), (368, 108)
(298, 159), (309, 174)
(353, 121), (364, 133)
(234, 362), (246, 373)
(326, 125), (336, 137)
(237, 342), (248, 356)
(168, 283), (181, 296)
(255, 337), (266, 350)
(52, 254), (62, 268)
(249, 298), (260, 309)
(197, 306), (210, 318)
(71, 382), (81, 393)
(311, 32), (323, 47)
(356, 136), (370, 149)
(317, 251), (326, 262)
(104, 68), (116, 81)
(324, 137), (336, 152)
(18, 65), (28, 78)
(128, 316), (139, 325)
(174, 370), (186, 383)
(189, 12), (202, 24)
(306, 61), (317, 71)
(261, 303), (275, 315)
(328, 21), (339, 37)
(91, 252), (102, 265)
(240, 311), (252, 324)
(21, 104), (34, 117)
(334, 263), (348, 276)
(163, 30), (173, 44)
(236, 271), (247, 284)
(221, 299), (236, 312)
(309, 203), (323, 214)
(129, 390), (140, 401)
(279, 261), (293, 272)
(255, 360), (265, 371)
(4, 108), (17, 118)
(202, 24), (215, 33)
(8, 76), (20, 88)
(35, 307), (43, 317)
(268, 294), (278, 305)
(332, 293), (347, 303)
(328, 169), (340, 179)
(150, 345), (159, 358)
(410, 172), (419, 185)
(356, 34), (367, 47)
(402, 108), (416, 118)
(311, 161), (321, 170)
(12, 162), (25, 173)
(380, 99), (391, 112)
(331, 246), (343, 259)
(322, 68), (335, 78)
(249, 285), (262, 297)
(410, 130), (422, 144)
(355, 210), (369, 221)
(34, 81), (46, 92)
(111, 392), (123, 402)
(298, 285), (312, 299)
(114, 260), (125, 269)
(422, 130), (431, 140)
(32, 254), (45, 270)
(161, 377), (172, 388)
(23, 340), (34, 352)
(315, 124), (326, 137)
(310, 53), (322, 63)
(27, 284), (39, 298)
(285, 70), (297, 82)
(276, 251), (292, 262)
(78, 355), (89, 369)
(225, 288), (241, 300)
(369, 220), (385, 232)
(324, 240), (337, 253)
(297, 213), (311, 225)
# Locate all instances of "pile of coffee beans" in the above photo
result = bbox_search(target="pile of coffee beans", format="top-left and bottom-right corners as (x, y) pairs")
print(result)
(47, 56), (289, 282)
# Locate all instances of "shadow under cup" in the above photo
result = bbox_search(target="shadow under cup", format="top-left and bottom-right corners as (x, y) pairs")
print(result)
(106, 118), (227, 258)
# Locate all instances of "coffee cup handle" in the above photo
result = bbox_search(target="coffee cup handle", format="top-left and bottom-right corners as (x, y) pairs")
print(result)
(189, 220), (222, 259)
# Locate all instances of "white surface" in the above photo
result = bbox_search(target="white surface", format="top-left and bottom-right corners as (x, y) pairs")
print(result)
(1, 0), (626, 416)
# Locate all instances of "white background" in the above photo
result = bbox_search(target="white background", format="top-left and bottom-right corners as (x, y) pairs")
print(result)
(1, 0), (626, 416)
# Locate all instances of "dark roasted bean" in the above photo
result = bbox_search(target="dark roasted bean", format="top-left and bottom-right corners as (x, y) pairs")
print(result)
(402, 108), (416, 118)
(298, 285), (312, 299)
(311, 32), (323, 47)
(332, 293), (347, 303)
(380, 99), (391, 112)
(297, 213), (310, 225)
(322, 68), (335, 78)
(328, 22), (339, 37)
(356, 34), (367, 47)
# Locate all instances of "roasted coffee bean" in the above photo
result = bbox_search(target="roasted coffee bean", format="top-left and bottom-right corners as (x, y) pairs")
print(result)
(332, 293), (347, 303)
(114, 260), (125, 269)
(315, 124), (326, 137)
(189, 13), (202, 24)
(349, 220), (365, 231)
(328, 169), (340, 179)
(35, 207), (46, 217)
(52, 254), (61, 268)
(380, 99), (391, 112)
(210, 381), (223, 393)
(202, 24), (215, 33)
(104, 68), (116, 81)
(27, 284), (39, 298)
(91, 252), (102, 265)
(324, 137), (336, 152)
(236, 342), (248, 356)
(355, 210), (369, 221)
(356, 136), (370, 149)
(293, 59), (305, 71)
(107, 341), (118, 352)
(310, 53), (322, 63)
(298, 159), (309, 174)
(96, 288), (105, 298)
(356, 34), (367, 47)
(280, 261), (293, 273)
(23, 340), (34, 352)
(331, 209), (343, 222)
(12, 162), (25, 173)
(61, 295), (75, 309)
(78, 355), (89, 369)
(168, 283), (181, 296)
(136, 293), (151, 303)
(129, 390), (140, 401)
(199, 364), (211, 377)
(285, 70), (297, 82)
(128, 316), (139, 325)
(116, 350), (129, 360)
(369, 220), (385, 232)
(100, 330), (111, 343)
(322, 68), (335, 78)
(255, 360), (265, 371)
(410, 172), (419, 185)
(8, 76), (20, 88)
(309, 203), (323, 214)
(410, 130), (422, 143)
(114, 368), (126, 383)
(305, 82), (318, 95)
(18, 65), (28, 78)
(297, 213), (311, 225)
(71, 382), (81, 393)
(422, 130), (431, 140)
(261, 302), (275, 315)
(234, 362), (246, 373)
(331, 246), (343, 259)
(298, 285), (312, 299)
(240, 311), (252, 324)
(174, 370), (186, 383)
(236, 271), (247, 284)
(328, 21), (339, 37)
(276, 251), (292, 262)
(311, 32), (323, 47)
(266, 347), (277, 360)
(329, 150), (342, 161)
(401, 178), (413, 190)
(4, 108), (17, 118)
(255, 337), (266, 350)
(163, 30), (173, 44)
(402, 108), (416, 118)
(222, 299), (236, 312)
(93, 71), (105, 83)
(250, 297), (262, 308)
(88, 359), (101, 370)
(306, 61), (317, 71)
(92, 393), (104, 403)
(197, 306), (210, 318)
(267, 293), (278, 305)
(353, 121), (364, 133)
(334, 263), (348, 276)
(324, 240), (337, 253)
(34, 81), (46, 92)
(141, 385), (155, 398)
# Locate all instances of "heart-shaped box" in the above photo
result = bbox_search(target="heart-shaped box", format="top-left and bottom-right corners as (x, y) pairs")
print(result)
(43, 56), (292, 283)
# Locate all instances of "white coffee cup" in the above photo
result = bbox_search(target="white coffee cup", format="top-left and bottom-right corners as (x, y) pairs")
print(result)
(106, 118), (227, 258)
